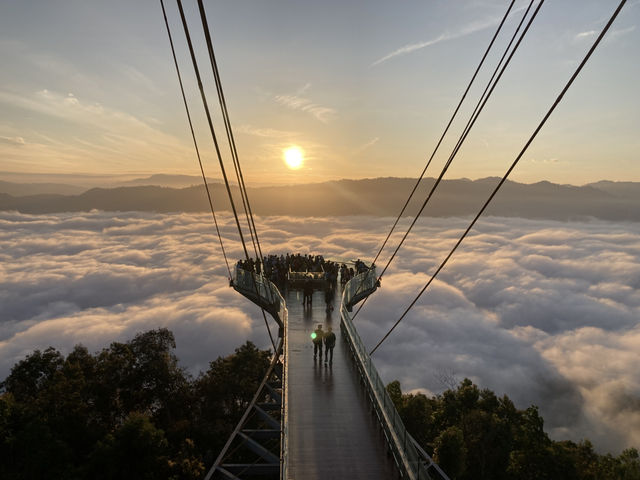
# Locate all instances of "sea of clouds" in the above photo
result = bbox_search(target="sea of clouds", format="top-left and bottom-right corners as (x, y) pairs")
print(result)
(1, 210), (639, 453)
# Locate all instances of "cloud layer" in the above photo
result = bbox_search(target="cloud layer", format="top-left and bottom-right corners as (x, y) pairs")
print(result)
(1, 211), (638, 453)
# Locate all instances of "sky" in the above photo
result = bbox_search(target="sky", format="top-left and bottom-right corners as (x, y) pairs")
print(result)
(0, 0), (638, 185)
(1, 210), (639, 453)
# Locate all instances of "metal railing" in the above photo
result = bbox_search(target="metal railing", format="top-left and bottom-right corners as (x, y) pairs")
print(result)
(340, 271), (450, 480)
(342, 267), (378, 309)
(280, 306), (289, 480)
(227, 266), (289, 479)
(234, 267), (286, 328)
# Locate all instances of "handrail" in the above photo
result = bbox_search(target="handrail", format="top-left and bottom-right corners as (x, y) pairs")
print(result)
(340, 270), (450, 480)
(280, 301), (289, 480)
(234, 267), (285, 329)
(409, 432), (451, 480)
(342, 267), (378, 310)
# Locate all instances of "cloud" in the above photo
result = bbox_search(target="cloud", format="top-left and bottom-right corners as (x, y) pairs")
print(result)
(236, 124), (299, 138)
(370, 5), (529, 67)
(352, 137), (380, 155)
(575, 30), (598, 41)
(371, 35), (448, 67)
(0, 88), (192, 173)
(274, 87), (336, 123)
(1, 211), (639, 453)
(0, 136), (26, 146)
(608, 25), (637, 41)
(575, 25), (635, 45)
(296, 83), (312, 95)
(530, 157), (559, 164)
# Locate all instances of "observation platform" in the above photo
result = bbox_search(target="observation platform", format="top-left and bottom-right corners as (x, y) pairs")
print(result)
(284, 287), (397, 479)
(216, 265), (446, 480)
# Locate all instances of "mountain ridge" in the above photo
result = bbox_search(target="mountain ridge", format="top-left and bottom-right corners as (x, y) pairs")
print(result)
(1, 177), (638, 220)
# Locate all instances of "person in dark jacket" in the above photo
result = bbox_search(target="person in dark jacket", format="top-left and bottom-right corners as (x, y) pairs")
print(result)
(323, 326), (336, 364)
(312, 324), (324, 359)
(303, 279), (313, 307)
(324, 284), (334, 314)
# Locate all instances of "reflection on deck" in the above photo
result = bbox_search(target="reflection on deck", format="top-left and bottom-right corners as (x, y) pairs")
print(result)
(285, 287), (398, 479)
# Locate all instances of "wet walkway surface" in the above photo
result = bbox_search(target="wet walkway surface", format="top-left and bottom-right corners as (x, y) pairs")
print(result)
(285, 287), (398, 480)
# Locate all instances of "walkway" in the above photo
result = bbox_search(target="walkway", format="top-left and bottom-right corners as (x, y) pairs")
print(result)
(285, 287), (398, 479)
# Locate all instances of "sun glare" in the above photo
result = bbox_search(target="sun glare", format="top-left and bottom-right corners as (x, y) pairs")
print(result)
(283, 146), (304, 170)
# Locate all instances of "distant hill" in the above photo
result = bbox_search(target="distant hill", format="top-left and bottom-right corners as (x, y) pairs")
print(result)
(586, 180), (640, 200)
(0, 180), (87, 196)
(0, 177), (638, 221)
(118, 174), (210, 188)
(0, 174), (215, 195)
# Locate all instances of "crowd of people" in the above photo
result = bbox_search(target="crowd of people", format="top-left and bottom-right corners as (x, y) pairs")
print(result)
(236, 253), (371, 290)
(235, 254), (373, 366)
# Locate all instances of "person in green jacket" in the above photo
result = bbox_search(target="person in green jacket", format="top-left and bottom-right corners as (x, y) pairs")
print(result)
(312, 324), (324, 359)
(323, 326), (336, 364)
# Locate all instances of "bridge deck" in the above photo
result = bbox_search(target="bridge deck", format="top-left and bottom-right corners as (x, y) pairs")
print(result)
(285, 287), (398, 479)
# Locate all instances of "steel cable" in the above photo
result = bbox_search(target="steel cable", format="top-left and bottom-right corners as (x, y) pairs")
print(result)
(195, 0), (276, 349)
(175, 0), (277, 352)
(197, 0), (265, 263)
(159, 0), (232, 281)
(353, 0), (538, 320)
(369, 0), (517, 270)
(370, 0), (628, 355)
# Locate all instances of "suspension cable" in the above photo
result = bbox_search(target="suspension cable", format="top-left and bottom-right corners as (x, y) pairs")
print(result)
(159, 0), (232, 281)
(353, 0), (538, 320)
(194, 0), (275, 348)
(197, 0), (265, 262)
(376, 0), (541, 284)
(175, 0), (276, 351)
(176, 0), (251, 261)
(370, 0), (628, 356)
(369, 0), (516, 270)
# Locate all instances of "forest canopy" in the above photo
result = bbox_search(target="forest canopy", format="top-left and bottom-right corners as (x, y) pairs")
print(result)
(1, 329), (638, 479)
(0, 329), (269, 480)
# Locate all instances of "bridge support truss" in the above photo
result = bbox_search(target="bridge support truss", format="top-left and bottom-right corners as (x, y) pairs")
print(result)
(204, 268), (288, 480)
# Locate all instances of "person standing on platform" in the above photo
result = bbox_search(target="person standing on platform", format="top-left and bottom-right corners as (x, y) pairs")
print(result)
(323, 326), (336, 365)
(324, 284), (334, 314)
(303, 279), (313, 307)
(312, 324), (324, 359)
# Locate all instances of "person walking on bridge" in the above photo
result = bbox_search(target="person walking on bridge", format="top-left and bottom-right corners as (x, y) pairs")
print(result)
(312, 324), (324, 359)
(324, 326), (336, 365)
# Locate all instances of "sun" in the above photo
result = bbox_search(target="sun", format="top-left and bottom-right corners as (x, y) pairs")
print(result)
(283, 146), (304, 170)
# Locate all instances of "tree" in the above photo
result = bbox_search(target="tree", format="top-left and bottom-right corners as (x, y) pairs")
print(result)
(387, 380), (403, 412)
(434, 425), (467, 479)
(86, 412), (171, 480)
(193, 341), (271, 459)
(617, 448), (640, 480)
(0, 329), (270, 480)
(1, 347), (65, 402)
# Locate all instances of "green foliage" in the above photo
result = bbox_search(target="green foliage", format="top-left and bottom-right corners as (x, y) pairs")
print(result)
(386, 378), (639, 480)
(0, 329), (270, 480)
(86, 412), (171, 480)
(4, 331), (636, 479)
(194, 341), (271, 460)
(434, 426), (467, 479)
